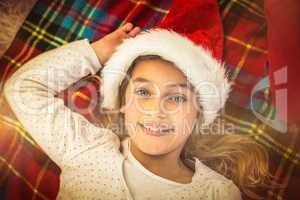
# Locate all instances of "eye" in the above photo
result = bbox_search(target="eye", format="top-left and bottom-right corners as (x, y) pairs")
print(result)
(134, 88), (151, 97)
(168, 95), (187, 103)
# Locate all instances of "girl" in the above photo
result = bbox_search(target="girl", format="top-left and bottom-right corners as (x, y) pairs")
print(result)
(4, 23), (270, 200)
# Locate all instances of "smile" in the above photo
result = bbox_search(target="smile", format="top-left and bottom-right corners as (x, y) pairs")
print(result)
(137, 122), (175, 137)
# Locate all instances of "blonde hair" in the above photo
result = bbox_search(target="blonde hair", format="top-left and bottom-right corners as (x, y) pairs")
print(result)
(96, 55), (280, 199)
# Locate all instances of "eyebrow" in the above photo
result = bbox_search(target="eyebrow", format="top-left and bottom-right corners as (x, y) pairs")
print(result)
(133, 77), (194, 90)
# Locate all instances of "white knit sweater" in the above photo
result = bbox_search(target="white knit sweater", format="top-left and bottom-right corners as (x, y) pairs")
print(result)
(4, 39), (242, 200)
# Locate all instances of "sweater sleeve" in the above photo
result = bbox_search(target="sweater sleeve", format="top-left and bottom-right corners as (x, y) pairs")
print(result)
(4, 39), (120, 167)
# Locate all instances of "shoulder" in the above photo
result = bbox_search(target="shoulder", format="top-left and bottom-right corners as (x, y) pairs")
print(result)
(194, 159), (242, 200)
(211, 180), (242, 200)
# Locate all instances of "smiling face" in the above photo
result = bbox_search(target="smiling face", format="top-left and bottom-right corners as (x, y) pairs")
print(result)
(120, 57), (200, 156)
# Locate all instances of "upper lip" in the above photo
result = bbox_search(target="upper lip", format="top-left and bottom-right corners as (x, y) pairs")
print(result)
(139, 121), (174, 131)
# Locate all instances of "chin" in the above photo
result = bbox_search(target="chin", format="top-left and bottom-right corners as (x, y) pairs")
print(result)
(139, 145), (168, 156)
(132, 135), (178, 156)
(128, 125), (182, 155)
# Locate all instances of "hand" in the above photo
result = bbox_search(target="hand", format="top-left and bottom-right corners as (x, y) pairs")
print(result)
(91, 23), (141, 65)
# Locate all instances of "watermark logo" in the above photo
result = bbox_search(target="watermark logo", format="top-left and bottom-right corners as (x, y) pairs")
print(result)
(250, 66), (287, 133)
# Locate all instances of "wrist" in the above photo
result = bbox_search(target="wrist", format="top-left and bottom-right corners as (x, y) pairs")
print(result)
(91, 41), (106, 65)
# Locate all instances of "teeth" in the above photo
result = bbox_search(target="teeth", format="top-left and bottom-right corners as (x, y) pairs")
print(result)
(138, 122), (174, 134)
(146, 127), (159, 132)
(144, 125), (173, 133)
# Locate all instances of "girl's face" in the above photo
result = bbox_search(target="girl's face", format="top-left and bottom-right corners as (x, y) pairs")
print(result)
(121, 59), (200, 156)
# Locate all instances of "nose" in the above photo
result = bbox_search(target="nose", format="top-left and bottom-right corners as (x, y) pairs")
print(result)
(140, 97), (167, 118)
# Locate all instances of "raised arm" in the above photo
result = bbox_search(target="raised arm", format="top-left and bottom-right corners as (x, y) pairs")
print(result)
(4, 23), (141, 167)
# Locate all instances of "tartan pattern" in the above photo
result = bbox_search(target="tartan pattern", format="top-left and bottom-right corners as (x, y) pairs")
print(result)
(0, 0), (299, 199)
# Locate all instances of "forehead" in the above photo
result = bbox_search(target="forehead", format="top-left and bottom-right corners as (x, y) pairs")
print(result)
(130, 59), (194, 90)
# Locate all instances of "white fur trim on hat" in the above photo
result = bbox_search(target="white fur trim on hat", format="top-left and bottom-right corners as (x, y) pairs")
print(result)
(100, 29), (231, 125)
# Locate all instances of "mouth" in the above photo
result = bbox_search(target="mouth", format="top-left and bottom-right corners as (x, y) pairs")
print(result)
(137, 122), (175, 137)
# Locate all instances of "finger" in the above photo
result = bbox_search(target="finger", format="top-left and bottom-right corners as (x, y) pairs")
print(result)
(111, 23), (133, 40)
(123, 22), (133, 32)
(124, 34), (131, 39)
(128, 26), (141, 37)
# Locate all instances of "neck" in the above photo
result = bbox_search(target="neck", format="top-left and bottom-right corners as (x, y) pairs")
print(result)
(129, 139), (193, 183)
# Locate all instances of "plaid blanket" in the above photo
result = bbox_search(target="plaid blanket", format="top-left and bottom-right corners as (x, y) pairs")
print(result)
(0, 0), (299, 199)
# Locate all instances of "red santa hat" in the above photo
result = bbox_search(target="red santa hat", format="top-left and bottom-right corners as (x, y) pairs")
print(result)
(100, 0), (231, 125)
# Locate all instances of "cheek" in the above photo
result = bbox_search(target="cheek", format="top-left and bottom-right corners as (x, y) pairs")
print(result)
(124, 96), (140, 116)
(123, 98), (141, 135)
(173, 109), (198, 136)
